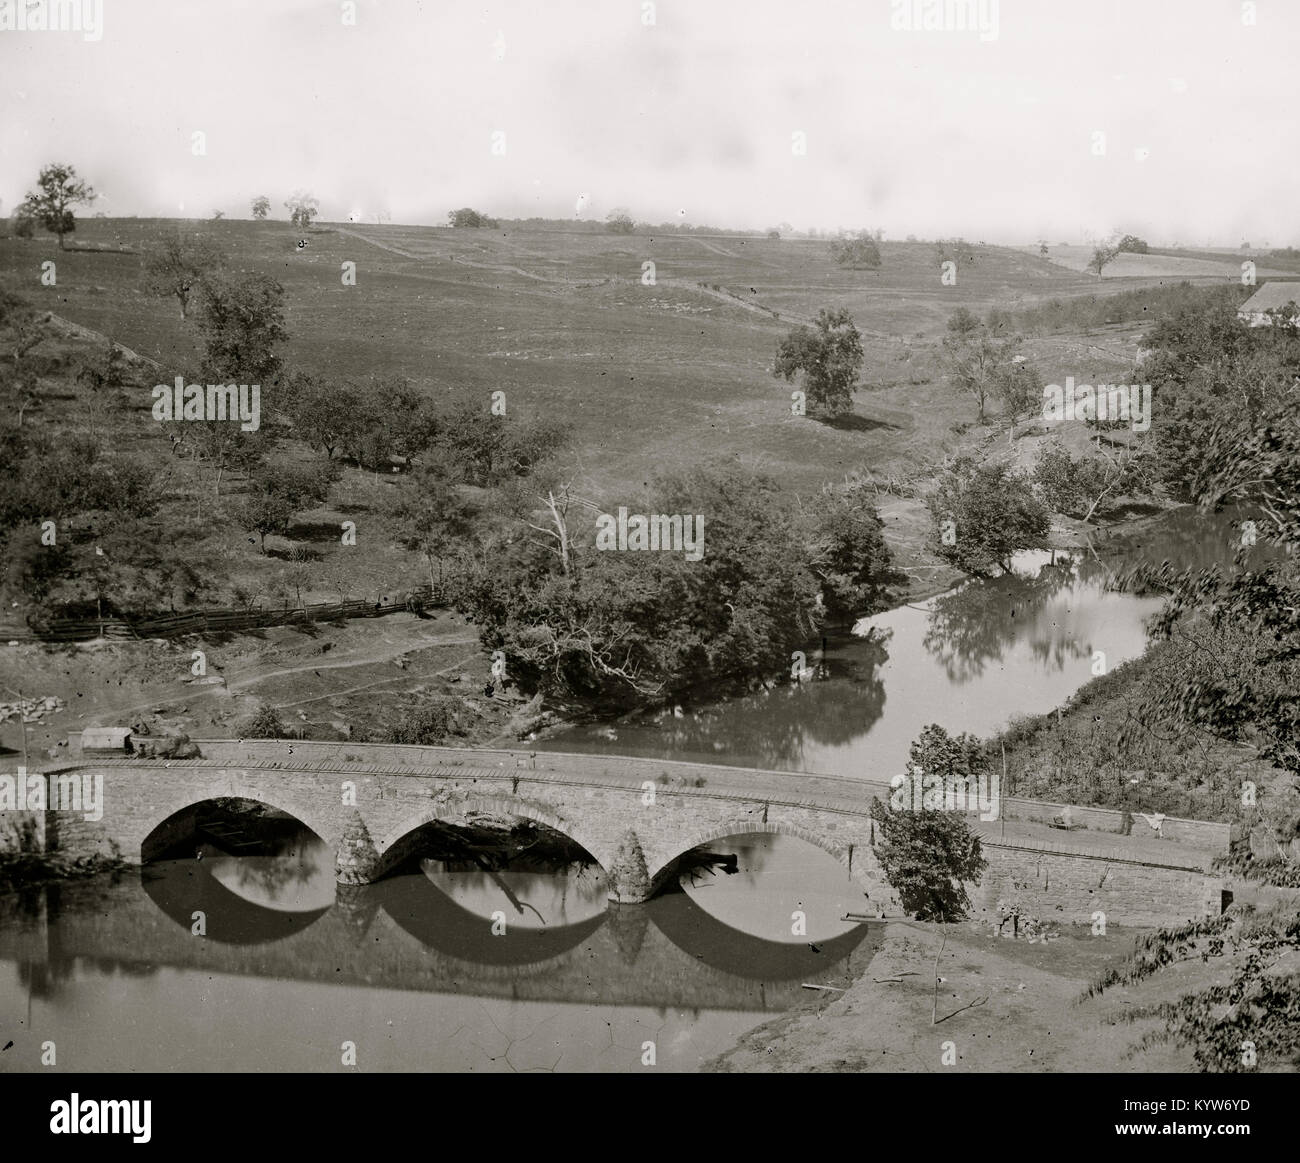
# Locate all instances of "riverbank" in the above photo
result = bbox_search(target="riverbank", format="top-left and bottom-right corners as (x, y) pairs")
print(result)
(0, 848), (128, 894)
(702, 916), (1195, 1072)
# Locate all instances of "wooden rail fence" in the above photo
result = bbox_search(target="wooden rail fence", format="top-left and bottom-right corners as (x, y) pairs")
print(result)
(0, 587), (444, 644)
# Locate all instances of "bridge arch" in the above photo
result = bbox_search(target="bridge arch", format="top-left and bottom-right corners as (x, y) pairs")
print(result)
(137, 779), (339, 864)
(648, 818), (887, 900)
(373, 795), (611, 881)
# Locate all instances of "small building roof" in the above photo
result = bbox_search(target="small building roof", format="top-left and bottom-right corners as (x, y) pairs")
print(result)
(1238, 282), (1300, 314)
(81, 726), (132, 746)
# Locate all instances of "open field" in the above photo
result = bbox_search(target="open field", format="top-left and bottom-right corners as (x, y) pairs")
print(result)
(0, 218), (1209, 618)
(1029, 242), (1298, 280)
(1, 219), (1208, 505)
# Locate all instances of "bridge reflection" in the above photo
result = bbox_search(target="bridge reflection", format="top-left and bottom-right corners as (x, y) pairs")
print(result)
(2, 865), (884, 1013)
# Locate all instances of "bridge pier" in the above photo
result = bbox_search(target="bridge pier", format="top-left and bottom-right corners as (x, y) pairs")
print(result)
(606, 829), (652, 903)
(336, 810), (382, 885)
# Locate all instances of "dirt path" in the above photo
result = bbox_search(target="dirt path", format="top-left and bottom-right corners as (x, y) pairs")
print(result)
(275, 651), (483, 709)
(222, 634), (479, 694)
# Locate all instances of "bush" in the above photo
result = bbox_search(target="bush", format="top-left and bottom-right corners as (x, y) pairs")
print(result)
(384, 697), (462, 744)
(241, 704), (286, 739)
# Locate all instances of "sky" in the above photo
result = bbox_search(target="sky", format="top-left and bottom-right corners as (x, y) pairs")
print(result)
(1, 0), (1298, 243)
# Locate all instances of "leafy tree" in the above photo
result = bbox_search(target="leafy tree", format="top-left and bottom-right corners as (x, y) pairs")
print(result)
(1144, 296), (1252, 376)
(992, 355), (1042, 428)
(773, 307), (865, 415)
(455, 463), (824, 703)
(395, 464), (475, 589)
(829, 230), (882, 270)
(141, 232), (227, 320)
(939, 322), (1027, 423)
(945, 307), (983, 338)
(231, 463), (333, 552)
(194, 271), (287, 383)
(76, 340), (131, 395)
(767, 228), (781, 240)
(235, 490), (294, 554)
(1031, 434), (1152, 524)
(250, 195), (271, 220)
(605, 209), (635, 234)
(1117, 234), (1149, 254)
(428, 392), (568, 485)
(1120, 419), (1300, 778)
(909, 723), (989, 799)
(18, 163), (95, 249)
(284, 371), (366, 460)
(284, 191), (319, 229)
(1033, 442), (1105, 518)
(1143, 301), (1298, 500)
(447, 207), (498, 228)
(928, 455), (1051, 575)
(241, 704), (286, 739)
(1088, 245), (1120, 276)
(869, 785), (987, 921)
(803, 480), (896, 618)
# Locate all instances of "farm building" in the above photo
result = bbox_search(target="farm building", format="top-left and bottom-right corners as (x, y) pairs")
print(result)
(1237, 281), (1300, 327)
(79, 726), (133, 756)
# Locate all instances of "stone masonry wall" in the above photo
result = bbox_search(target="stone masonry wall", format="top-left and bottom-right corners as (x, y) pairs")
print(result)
(973, 841), (1222, 926)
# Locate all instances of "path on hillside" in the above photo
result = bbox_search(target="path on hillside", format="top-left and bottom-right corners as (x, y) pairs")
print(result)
(336, 226), (577, 285)
(338, 226), (799, 313)
(57, 629), (483, 727)
(273, 650), (485, 709)
(223, 633), (481, 695)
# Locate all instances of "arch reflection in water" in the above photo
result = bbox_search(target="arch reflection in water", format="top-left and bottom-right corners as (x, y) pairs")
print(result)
(373, 869), (609, 968)
(141, 857), (333, 945)
(141, 799), (334, 945)
(673, 832), (872, 943)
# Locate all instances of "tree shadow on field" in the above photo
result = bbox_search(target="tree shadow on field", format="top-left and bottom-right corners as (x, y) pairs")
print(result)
(815, 412), (899, 433)
(284, 521), (343, 543)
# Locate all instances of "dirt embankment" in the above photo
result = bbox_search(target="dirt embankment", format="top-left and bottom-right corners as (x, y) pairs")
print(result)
(0, 610), (546, 759)
(704, 918), (1195, 1073)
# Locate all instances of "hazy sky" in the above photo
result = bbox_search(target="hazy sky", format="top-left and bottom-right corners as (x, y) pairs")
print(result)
(2, 0), (1297, 242)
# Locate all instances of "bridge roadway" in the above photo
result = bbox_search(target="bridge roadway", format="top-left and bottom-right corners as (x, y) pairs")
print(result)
(29, 739), (903, 906)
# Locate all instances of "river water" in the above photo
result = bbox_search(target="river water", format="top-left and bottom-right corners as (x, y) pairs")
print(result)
(0, 506), (1266, 1072)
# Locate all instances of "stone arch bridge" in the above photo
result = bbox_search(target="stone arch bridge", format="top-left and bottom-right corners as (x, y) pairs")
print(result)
(29, 740), (900, 907)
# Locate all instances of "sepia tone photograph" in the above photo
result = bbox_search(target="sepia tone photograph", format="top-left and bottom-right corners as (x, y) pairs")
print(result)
(0, 0), (1296, 1124)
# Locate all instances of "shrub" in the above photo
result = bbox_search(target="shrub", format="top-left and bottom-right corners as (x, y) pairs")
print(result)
(241, 704), (286, 739)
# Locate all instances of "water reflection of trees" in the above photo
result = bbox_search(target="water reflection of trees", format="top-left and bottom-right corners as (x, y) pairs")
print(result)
(923, 561), (1083, 683)
(227, 852), (323, 904)
(226, 840), (328, 904)
(627, 633), (890, 767)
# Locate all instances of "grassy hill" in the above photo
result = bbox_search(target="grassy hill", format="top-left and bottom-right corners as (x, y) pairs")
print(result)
(1, 218), (1169, 501)
(0, 217), (1237, 624)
